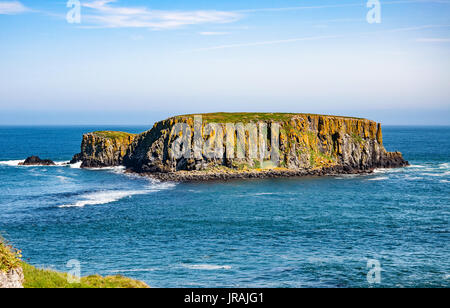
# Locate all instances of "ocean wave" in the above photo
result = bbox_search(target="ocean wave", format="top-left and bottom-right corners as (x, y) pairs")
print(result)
(408, 165), (425, 168)
(181, 264), (232, 270)
(440, 180), (450, 183)
(439, 163), (450, 169)
(69, 162), (82, 169)
(84, 165), (126, 172)
(0, 160), (24, 166)
(58, 179), (176, 208)
(367, 176), (389, 181)
(107, 268), (156, 273)
(0, 160), (70, 167)
(404, 175), (424, 181)
(58, 190), (149, 208)
(56, 175), (71, 182)
(420, 173), (448, 177)
(334, 174), (360, 179)
(373, 168), (403, 174)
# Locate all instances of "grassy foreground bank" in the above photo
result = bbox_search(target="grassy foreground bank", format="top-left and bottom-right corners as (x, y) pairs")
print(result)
(1, 240), (148, 288)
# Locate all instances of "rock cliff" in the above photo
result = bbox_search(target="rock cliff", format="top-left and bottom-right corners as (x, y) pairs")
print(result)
(0, 268), (24, 288)
(72, 113), (408, 180)
(71, 131), (136, 168)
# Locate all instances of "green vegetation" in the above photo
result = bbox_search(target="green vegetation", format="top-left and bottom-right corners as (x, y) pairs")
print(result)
(1, 237), (148, 288)
(92, 131), (136, 139)
(21, 263), (149, 288)
(253, 159), (262, 169)
(0, 238), (22, 273)
(351, 133), (364, 144)
(309, 149), (335, 168)
(175, 112), (363, 123)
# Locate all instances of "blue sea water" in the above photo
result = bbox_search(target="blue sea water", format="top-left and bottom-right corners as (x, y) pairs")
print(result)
(0, 126), (449, 288)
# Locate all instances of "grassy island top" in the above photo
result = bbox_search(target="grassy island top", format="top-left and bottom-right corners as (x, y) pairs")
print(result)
(174, 112), (365, 123)
(91, 131), (137, 139)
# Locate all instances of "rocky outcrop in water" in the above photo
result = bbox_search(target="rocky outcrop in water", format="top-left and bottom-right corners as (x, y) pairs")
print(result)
(19, 156), (55, 166)
(71, 131), (136, 168)
(73, 113), (408, 180)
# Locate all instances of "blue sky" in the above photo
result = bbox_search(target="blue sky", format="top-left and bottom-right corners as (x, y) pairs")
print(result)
(0, 0), (449, 125)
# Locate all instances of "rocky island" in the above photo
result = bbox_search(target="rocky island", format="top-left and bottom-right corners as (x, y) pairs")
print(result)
(71, 113), (408, 181)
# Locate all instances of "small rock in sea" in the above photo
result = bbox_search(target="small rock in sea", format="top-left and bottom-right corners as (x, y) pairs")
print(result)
(19, 156), (56, 166)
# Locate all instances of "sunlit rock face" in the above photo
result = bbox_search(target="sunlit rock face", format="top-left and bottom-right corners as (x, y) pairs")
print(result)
(119, 113), (408, 174)
(71, 113), (408, 175)
(71, 131), (136, 168)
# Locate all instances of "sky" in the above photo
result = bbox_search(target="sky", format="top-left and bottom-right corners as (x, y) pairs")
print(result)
(0, 0), (449, 125)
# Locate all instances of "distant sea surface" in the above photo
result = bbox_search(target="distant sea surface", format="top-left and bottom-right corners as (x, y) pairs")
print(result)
(0, 126), (449, 288)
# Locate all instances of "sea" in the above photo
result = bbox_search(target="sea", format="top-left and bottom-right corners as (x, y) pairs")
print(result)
(0, 126), (448, 288)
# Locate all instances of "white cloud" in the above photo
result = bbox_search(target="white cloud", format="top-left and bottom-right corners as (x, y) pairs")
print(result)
(0, 1), (29, 14)
(81, 0), (241, 29)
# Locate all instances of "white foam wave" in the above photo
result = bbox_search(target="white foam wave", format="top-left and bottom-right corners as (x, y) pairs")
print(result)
(147, 178), (177, 190)
(55, 161), (70, 166)
(420, 173), (447, 177)
(367, 176), (389, 181)
(69, 162), (82, 168)
(440, 180), (450, 184)
(404, 175), (424, 181)
(182, 264), (232, 270)
(373, 168), (403, 174)
(439, 163), (450, 169)
(58, 190), (149, 208)
(85, 165), (126, 172)
(0, 160), (70, 167)
(56, 175), (71, 182)
(253, 192), (276, 196)
(334, 174), (360, 179)
(0, 160), (23, 166)
(107, 268), (156, 273)
(408, 165), (425, 168)
(58, 179), (176, 208)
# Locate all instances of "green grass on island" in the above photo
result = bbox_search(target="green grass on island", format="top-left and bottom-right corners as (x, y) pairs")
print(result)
(1, 239), (148, 288)
(175, 112), (364, 123)
(92, 131), (137, 139)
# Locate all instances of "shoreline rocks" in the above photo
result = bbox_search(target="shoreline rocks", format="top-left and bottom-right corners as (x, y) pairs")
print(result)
(137, 164), (404, 183)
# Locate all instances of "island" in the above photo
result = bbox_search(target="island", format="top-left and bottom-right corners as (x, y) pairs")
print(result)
(70, 113), (408, 181)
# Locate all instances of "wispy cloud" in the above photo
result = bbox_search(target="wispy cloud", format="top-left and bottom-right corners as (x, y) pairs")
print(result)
(80, 0), (241, 29)
(199, 31), (231, 36)
(0, 1), (29, 15)
(186, 35), (344, 52)
(186, 24), (450, 52)
(234, 0), (450, 14)
(416, 38), (450, 42)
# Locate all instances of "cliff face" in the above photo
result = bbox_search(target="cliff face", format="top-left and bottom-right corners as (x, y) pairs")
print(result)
(71, 131), (136, 168)
(73, 113), (408, 176)
(0, 268), (24, 288)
